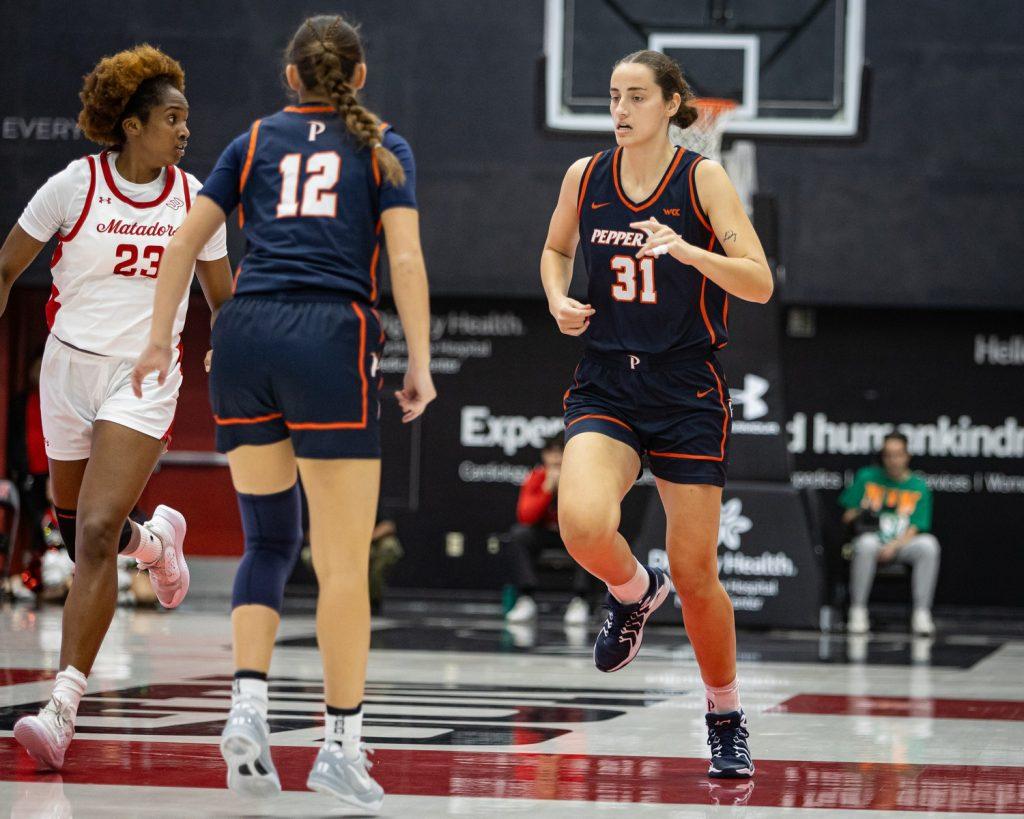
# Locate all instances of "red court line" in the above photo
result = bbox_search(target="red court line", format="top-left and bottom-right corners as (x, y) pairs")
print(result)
(772, 694), (1024, 722)
(1, 740), (1022, 813)
(0, 669), (55, 687)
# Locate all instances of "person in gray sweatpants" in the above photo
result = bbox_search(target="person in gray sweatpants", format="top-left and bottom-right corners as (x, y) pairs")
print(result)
(840, 432), (940, 636)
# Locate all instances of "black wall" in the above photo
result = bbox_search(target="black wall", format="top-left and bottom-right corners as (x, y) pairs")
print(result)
(3, 1), (1022, 307)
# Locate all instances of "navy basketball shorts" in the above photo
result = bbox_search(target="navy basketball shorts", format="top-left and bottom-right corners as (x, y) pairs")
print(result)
(563, 350), (732, 486)
(209, 295), (383, 459)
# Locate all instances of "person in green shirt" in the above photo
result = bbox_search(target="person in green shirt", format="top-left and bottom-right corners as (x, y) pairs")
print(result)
(839, 432), (940, 636)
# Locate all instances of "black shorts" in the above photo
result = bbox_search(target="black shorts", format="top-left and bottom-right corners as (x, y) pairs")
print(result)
(209, 294), (383, 459)
(563, 350), (732, 486)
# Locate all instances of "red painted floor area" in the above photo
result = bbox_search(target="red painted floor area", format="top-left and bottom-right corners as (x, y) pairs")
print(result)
(0, 669), (56, 687)
(773, 694), (1024, 722)
(2, 739), (1022, 813)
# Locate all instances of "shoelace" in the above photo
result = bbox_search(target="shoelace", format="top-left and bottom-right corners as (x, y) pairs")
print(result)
(43, 698), (72, 731)
(707, 721), (749, 756)
(139, 525), (176, 576)
(600, 597), (648, 643)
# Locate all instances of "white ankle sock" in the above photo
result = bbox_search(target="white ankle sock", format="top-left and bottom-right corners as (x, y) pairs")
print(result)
(608, 558), (650, 604)
(704, 677), (741, 714)
(233, 675), (269, 720)
(325, 706), (363, 759)
(120, 521), (162, 564)
(51, 666), (87, 720)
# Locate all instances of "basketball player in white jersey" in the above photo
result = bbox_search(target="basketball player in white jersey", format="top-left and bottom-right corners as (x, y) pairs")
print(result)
(0, 45), (233, 770)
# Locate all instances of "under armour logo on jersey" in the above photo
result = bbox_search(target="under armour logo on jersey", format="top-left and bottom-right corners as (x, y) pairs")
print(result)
(98, 196), (111, 204)
(308, 120), (326, 142)
(628, 354), (640, 370)
(167, 197), (184, 210)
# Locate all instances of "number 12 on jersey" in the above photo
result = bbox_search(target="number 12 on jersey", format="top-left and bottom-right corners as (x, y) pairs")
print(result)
(276, 151), (341, 218)
(611, 255), (657, 304)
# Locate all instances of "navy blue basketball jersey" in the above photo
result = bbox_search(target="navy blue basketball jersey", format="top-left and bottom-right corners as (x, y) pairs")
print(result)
(577, 146), (729, 356)
(200, 104), (416, 304)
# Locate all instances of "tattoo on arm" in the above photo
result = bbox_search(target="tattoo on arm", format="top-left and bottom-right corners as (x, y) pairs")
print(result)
(723, 230), (737, 243)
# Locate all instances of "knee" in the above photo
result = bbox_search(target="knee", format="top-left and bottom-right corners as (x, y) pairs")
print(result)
(558, 505), (618, 554)
(313, 562), (367, 596)
(75, 513), (124, 563)
(852, 533), (881, 555)
(669, 559), (720, 599)
(915, 533), (940, 555)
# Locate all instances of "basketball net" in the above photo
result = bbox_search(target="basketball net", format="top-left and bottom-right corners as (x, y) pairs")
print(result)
(669, 98), (737, 162)
(669, 97), (757, 216)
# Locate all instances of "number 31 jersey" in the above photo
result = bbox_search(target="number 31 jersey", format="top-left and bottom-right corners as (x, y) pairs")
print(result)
(199, 105), (417, 305)
(18, 151), (227, 358)
(577, 146), (729, 357)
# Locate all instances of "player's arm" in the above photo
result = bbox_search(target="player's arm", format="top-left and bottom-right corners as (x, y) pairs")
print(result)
(381, 206), (436, 423)
(131, 197), (226, 396)
(194, 256), (234, 326)
(541, 157), (596, 336)
(632, 160), (773, 304)
(0, 225), (46, 317)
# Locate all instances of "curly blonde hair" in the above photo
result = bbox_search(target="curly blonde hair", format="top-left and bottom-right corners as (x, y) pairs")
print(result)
(78, 44), (185, 147)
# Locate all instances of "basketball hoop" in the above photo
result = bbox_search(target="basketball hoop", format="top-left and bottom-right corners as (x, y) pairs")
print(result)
(669, 98), (737, 162)
(670, 98), (756, 216)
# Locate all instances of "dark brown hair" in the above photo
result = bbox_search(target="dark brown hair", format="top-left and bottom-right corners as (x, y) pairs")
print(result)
(615, 50), (698, 130)
(287, 15), (404, 186)
(78, 45), (185, 147)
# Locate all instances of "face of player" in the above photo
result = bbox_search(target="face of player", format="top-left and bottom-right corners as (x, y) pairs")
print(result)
(881, 439), (910, 479)
(124, 87), (191, 168)
(609, 63), (680, 147)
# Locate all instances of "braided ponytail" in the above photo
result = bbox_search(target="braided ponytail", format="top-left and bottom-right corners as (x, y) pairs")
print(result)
(289, 15), (405, 186)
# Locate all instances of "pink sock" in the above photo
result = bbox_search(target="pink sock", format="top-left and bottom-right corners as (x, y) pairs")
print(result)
(704, 677), (741, 714)
(608, 558), (650, 604)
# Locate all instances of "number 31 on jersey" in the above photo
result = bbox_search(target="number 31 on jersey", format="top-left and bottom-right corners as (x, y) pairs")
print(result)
(611, 255), (657, 304)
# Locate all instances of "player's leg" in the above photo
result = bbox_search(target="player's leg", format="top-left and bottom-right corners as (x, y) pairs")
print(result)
(297, 455), (384, 813)
(897, 533), (940, 635)
(14, 422), (164, 770)
(560, 431), (671, 672)
(558, 431), (640, 584)
(848, 532), (883, 633)
(220, 438), (300, 798)
(657, 479), (751, 778)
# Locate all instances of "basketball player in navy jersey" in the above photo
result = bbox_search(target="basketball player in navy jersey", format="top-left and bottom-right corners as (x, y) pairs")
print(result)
(541, 51), (773, 778)
(133, 16), (433, 813)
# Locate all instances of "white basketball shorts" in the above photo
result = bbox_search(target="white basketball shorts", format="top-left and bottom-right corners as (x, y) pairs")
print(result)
(40, 334), (182, 461)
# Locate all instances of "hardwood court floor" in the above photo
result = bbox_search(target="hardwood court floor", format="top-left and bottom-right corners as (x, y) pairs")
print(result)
(2, 601), (1022, 816)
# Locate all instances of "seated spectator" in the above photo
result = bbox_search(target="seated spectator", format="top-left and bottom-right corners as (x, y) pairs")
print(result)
(505, 437), (591, 625)
(839, 432), (940, 636)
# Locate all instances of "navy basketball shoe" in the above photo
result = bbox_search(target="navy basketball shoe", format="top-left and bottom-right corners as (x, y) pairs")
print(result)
(706, 710), (754, 778)
(593, 566), (670, 672)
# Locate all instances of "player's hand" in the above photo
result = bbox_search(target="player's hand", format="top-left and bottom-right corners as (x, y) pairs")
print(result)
(630, 217), (701, 264)
(395, 363), (436, 423)
(204, 349), (213, 373)
(878, 542), (901, 563)
(131, 343), (173, 398)
(550, 296), (595, 336)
